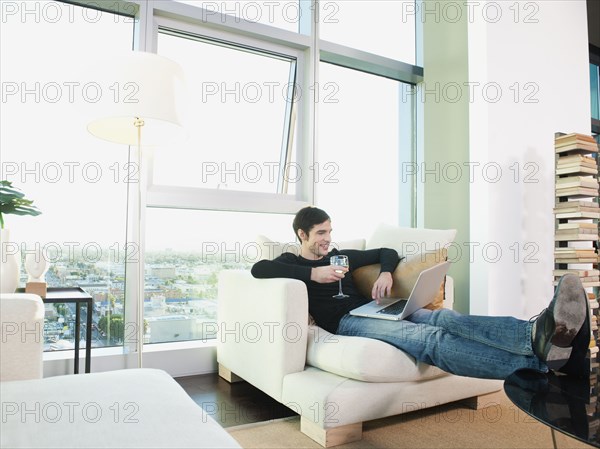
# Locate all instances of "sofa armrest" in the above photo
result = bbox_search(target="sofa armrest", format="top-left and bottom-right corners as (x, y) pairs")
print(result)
(0, 293), (44, 381)
(217, 270), (309, 402)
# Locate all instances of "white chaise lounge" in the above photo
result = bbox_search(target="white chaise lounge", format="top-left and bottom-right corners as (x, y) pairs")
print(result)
(217, 225), (503, 447)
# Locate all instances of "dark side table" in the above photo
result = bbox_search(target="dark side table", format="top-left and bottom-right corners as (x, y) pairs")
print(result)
(504, 369), (599, 448)
(18, 286), (93, 374)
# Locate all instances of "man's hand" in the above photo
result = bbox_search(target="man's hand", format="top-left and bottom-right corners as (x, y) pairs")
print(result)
(311, 265), (348, 283)
(372, 272), (393, 303)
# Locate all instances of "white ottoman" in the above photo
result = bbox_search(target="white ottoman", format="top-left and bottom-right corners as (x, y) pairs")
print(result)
(1, 368), (240, 448)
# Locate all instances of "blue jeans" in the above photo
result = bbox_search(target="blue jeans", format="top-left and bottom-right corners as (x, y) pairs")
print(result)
(337, 308), (547, 379)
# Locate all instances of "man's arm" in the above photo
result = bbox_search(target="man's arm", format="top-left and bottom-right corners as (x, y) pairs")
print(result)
(251, 254), (348, 284)
(251, 253), (311, 281)
(343, 248), (400, 272)
(344, 248), (401, 301)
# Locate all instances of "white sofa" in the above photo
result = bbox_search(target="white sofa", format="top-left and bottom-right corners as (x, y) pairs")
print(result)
(0, 293), (45, 382)
(0, 293), (241, 449)
(217, 225), (503, 447)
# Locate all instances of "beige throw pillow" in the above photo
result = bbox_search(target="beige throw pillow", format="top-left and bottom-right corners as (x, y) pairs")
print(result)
(352, 249), (448, 310)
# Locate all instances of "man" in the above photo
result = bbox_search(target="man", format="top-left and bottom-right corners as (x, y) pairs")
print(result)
(252, 206), (591, 380)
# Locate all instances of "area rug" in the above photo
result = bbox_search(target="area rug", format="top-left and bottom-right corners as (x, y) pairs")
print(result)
(227, 391), (591, 449)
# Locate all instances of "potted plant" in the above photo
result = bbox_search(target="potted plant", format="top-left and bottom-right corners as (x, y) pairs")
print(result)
(0, 181), (42, 293)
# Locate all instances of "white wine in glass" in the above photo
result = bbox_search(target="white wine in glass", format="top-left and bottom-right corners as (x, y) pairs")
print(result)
(330, 255), (349, 299)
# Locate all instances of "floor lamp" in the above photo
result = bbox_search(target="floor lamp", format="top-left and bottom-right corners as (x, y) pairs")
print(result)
(87, 51), (185, 368)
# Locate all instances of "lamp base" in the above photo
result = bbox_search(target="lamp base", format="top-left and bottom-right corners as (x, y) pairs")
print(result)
(25, 281), (47, 298)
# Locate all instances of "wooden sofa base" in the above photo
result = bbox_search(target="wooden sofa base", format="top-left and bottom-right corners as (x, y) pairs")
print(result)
(301, 392), (498, 448)
(461, 391), (499, 410)
(218, 364), (244, 383)
(301, 417), (362, 447)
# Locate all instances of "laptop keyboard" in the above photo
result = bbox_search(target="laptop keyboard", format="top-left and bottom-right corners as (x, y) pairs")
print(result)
(377, 299), (408, 315)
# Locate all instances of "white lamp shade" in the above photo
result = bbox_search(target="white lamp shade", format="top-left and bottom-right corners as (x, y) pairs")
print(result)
(87, 51), (186, 146)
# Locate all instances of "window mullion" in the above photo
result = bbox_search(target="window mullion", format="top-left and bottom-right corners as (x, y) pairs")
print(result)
(319, 40), (423, 84)
(279, 61), (298, 194)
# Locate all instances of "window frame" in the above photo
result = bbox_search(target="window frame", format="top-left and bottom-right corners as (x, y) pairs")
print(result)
(146, 14), (311, 214)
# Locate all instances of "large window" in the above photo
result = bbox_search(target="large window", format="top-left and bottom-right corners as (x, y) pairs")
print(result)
(2, 0), (420, 363)
(154, 31), (298, 194)
(317, 63), (403, 240)
(146, 24), (305, 344)
(591, 46), (600, 134)
(144, 208), (294, 343)
(320, 0), (416, 64)
(591, 63), (599, 121)
(0, 1), (134, 351)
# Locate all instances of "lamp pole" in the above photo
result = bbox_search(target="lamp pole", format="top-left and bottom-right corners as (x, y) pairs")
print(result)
(135, 117), (144, 368)
(86, 51), (186, 369)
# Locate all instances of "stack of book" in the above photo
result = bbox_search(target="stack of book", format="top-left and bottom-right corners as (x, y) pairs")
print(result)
(554, 247), (598, 264)
(555, 177), (599, 198)
(555, 133), (600, 155)
(554, 132), (600, 378)
(556, 155), (598, 176)
(553, 201), (600, 222)
(553, 269), (600, 288)
(554, 132), (600, 280)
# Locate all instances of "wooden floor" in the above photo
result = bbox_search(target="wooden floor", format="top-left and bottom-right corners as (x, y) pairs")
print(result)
(176, 372), (297, 428)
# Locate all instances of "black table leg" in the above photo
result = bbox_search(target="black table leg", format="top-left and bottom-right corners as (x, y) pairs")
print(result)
(74, 302), (81, 374)
(85, 299), (92, 373)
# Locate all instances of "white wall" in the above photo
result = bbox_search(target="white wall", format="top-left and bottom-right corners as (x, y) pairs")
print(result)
(468, 1), (591, 318)
(423, 1), (591, 317)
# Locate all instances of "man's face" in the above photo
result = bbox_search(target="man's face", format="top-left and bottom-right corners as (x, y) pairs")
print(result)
(299, 220), (332, 260)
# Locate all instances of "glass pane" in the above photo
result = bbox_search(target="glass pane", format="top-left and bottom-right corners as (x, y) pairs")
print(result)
(144, 208), (295, 343)
(591, 63), (599, 121)
(317, 63), (402, 240)
(174, 0), (301, 33)
(320, 0), (416, 64)
(0, 1), (134, 351)
(155, 32), (297, 195)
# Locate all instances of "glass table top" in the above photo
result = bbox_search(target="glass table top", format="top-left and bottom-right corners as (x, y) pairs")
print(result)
(504, 369), (599, 448)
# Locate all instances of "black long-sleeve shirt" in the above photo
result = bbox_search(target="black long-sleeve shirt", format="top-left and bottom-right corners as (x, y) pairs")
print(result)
(251, 248), (400, 333)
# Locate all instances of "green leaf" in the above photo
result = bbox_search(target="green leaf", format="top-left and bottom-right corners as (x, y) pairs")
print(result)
(0, 189), (25, 203)
(14, 203), (41, 213)
(0, 180), (42, 226)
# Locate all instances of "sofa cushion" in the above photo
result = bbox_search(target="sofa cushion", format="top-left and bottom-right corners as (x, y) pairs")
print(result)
(306, 325), (446, 382)
(366, 223), (457, 261)
(256, 235), (365, 261)
(330, 238), (366, 251)
(256, 235), (300, 260)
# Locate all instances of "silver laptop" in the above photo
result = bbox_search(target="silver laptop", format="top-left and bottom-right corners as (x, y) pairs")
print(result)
(349, 261), (450, 320)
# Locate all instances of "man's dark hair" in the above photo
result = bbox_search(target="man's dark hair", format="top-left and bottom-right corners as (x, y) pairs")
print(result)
(293, 206), (330, 242)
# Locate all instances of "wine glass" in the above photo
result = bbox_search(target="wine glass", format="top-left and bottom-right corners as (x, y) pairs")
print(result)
(330, 255), (349, 299)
